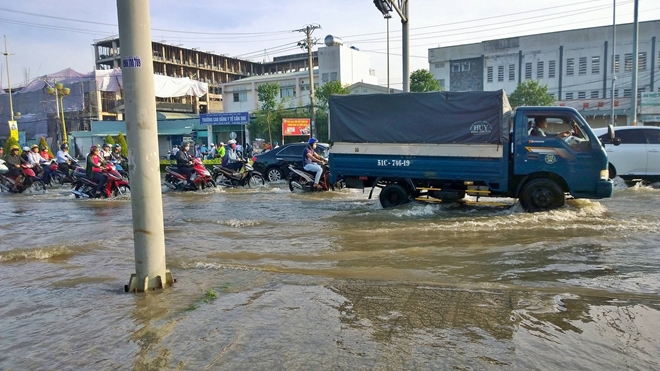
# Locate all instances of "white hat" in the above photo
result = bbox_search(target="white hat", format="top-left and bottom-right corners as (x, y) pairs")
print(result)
(22, 146), (30, 151)
(219, 142), (225, 146)
(210, 143), (215, 146)
(228, 139), (237, 144)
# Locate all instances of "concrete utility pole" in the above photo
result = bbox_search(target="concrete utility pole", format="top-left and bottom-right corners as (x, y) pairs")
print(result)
(629, 0), (639, 126)
(373, 0), (410, 92)
(611, 0), (617, 126)
(296, 24), (321, 138)
(4, 36), (15, 121)
(386, 15), (391, 93)
(117, 0), (173, 293)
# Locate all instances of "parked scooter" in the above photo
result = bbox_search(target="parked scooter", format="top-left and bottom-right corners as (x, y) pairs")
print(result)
(0, 161), (46, 193)
(287, 163), (344, 192)
(212, 161), (265, 188)
(163, 157), (216, 191)
(70, 162), (130, 198)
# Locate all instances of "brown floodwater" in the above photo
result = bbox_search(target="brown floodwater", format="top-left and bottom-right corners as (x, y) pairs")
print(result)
(1, 179), (659, 370)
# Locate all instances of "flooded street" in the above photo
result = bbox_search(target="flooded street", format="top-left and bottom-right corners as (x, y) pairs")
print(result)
(1, 180), (660, 370)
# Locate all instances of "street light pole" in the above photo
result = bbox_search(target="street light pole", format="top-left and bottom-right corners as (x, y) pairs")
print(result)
(117, 0), (173, 293)
(373, 0), (409, 92)
(3, 35), (14, 121)
(629, 0), (639, 126)
(47, 82), (71, 144)
(611, 0), (616, 126)
(386, 15), (391, 93)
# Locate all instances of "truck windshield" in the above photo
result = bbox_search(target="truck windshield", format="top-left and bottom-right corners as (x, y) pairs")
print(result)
(527, 114), (591, 151)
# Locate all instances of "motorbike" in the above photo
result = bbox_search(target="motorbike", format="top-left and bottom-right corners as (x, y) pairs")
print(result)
(212, 161), (265, 188)
(163, 157), (216, 191)
(110, 159), (130, 181)
(70, 162), (130, 198)
(49, 159), (82, 185)
(287, 163), (344, 192)
(0, 161), (46, 194)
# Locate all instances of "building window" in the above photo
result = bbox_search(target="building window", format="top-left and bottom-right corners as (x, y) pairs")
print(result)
(233, 91), (247, 103)
(624, 53), (633, 71)
(549, 93), (556, 99)
(639, 52), (647, 71)
(434, 63), (440, 69)
(321, 73), (328, 83)
(591, 56), (600, 74)
(591, 90), (599, 98)
(508, 64), (515, 81)
(438, 79), (445, 89)
(637, 87), (645, 99)
(548, 60), (556, 78)
(497, 65), (504, 82)
(461, 61), (470, 72)
(578, 91), (586, 99)
(537, 61), (544, 79)
(579, 57), (587, 75)
(623, 88), (631, 97)
(330, 72), (338, 81)
(566, 92), (574, 100)
(566, 58), (574, 76)
(487, 66), (493, 83)
(525, 62), (532, 79)
(280, 87), (295, 98)
(612, 89), (618, 98)
(451, 63), (461, 72)
(612, 55), (620, 73)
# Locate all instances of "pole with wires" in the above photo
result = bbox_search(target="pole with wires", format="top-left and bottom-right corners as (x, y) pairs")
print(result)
(296, 24), (321, 138)
(610, 0), (616, 127)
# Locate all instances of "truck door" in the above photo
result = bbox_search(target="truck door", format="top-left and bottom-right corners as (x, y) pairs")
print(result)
(515, 113), (599, 194)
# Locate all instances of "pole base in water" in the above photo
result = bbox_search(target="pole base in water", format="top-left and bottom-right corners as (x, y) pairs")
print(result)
(124, 270), (174, 293)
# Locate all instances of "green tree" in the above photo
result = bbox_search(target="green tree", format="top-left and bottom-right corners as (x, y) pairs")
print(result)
(115, 132), (128, 157)
(256, 82), (280, 144)
(3, 136), (19, 155)
(508, 80), (555, 107)
(410, 69), (441, 92)
(103, 134), (115, 146)
(38, 137), (54, 157)
(316, 81), (350, 110)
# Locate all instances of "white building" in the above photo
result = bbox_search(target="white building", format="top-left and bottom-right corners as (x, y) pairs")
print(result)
(428, 20), (660, 126)
(221, 40), (379, 113)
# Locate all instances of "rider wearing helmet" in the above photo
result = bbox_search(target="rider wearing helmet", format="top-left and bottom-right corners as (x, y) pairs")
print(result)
(175, 142), (194, 185)
(302, 138), (326, 189)
(27, 144), (48, 176)
(56, 143), (77, 181)
(110, 143), (127, 164)
(21, 146), (30, 162)
(100, 143), (113, 160)
(40, 145), (53, 161)
(86, 145), (108, 196)
(5, 145), (28, 191)
(216, 142), (226, 160)
(222, 139), (242, 173)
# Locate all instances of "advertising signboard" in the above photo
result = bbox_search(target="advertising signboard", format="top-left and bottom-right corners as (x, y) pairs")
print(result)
(282, 118), (311, 136)
(200, 112), (250, 126)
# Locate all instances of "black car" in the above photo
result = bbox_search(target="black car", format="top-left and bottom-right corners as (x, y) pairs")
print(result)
(252, 142), (329, 182)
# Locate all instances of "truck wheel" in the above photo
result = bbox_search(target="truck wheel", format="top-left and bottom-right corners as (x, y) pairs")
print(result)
(379, 184), (410, 208)
(519, 178), (565, 212)
(608, 164), (616, 179)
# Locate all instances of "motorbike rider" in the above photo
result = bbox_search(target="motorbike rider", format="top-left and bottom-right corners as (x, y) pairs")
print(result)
(110, 144), (127, 165)
(175, 142), (194, 185)
(222, 139), (242, 173)
(40, 145), (53, 161)
(56, 143), (77, 181)
(27, 144), (48, 177)
(302, 138), (326, 189)
(86, 145), (108, 196)
(5, 145), (28, 191)
(216, 142), (226, 160)
(100, 143), (113, 160)
(21, 146), (30, 162)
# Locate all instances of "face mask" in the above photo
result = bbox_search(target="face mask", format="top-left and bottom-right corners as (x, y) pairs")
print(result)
(312, 144), (317, 149)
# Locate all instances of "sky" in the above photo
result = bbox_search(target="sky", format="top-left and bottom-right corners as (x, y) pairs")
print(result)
(1, 0), (659, 90)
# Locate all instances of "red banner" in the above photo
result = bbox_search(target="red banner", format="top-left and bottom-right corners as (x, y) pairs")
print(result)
(282, 118), (311, 136)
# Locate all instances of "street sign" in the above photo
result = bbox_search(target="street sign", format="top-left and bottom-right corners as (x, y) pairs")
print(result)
(200, 112), (250, 126)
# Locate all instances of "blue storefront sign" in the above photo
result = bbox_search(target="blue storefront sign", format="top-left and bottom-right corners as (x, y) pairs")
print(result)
(200, 112), (250, 126)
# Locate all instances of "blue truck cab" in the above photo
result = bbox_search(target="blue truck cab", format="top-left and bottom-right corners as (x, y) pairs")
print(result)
(328, 91), (615, 212)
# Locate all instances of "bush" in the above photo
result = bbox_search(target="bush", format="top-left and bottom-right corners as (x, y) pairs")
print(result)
(115, 132), (128, 157)
(3, 136), (19, 155)
(103, 134), (115, 146)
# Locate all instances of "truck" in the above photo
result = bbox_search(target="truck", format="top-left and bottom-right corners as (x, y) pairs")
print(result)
(328, 90), (616, 212)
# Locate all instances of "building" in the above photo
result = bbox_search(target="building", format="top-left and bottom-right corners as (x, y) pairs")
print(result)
(93, 37), (319, 113)
(221, 40), (379, 113)
(428, 20), (660, 126)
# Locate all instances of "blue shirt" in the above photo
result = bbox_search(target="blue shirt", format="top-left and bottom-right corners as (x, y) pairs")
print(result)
(302, 147), (314, 166)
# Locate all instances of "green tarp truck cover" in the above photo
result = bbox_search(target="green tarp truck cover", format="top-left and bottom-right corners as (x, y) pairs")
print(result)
(329, 90), (512, 144)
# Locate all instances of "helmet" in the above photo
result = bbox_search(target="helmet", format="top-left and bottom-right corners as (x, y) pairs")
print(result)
(31, 144), (39, 149)
(308, 138), (318, 145)
(113, 144), (121, 149)
(40, 145), (48, 151)
(60, 143), (68, 150)
(219, 142), (225, 146)
(90, 145), (98, 152)
(103, 143), (111, 148)
(11, 145), (20, 151)
(22, 146), (30, 151)
(228, 139), (237, 145)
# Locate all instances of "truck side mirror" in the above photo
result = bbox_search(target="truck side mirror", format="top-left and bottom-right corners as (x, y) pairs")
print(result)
(607, 124), (616, 144)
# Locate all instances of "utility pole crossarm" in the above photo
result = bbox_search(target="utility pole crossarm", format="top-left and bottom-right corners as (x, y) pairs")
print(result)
(386, 0), (408, 22)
